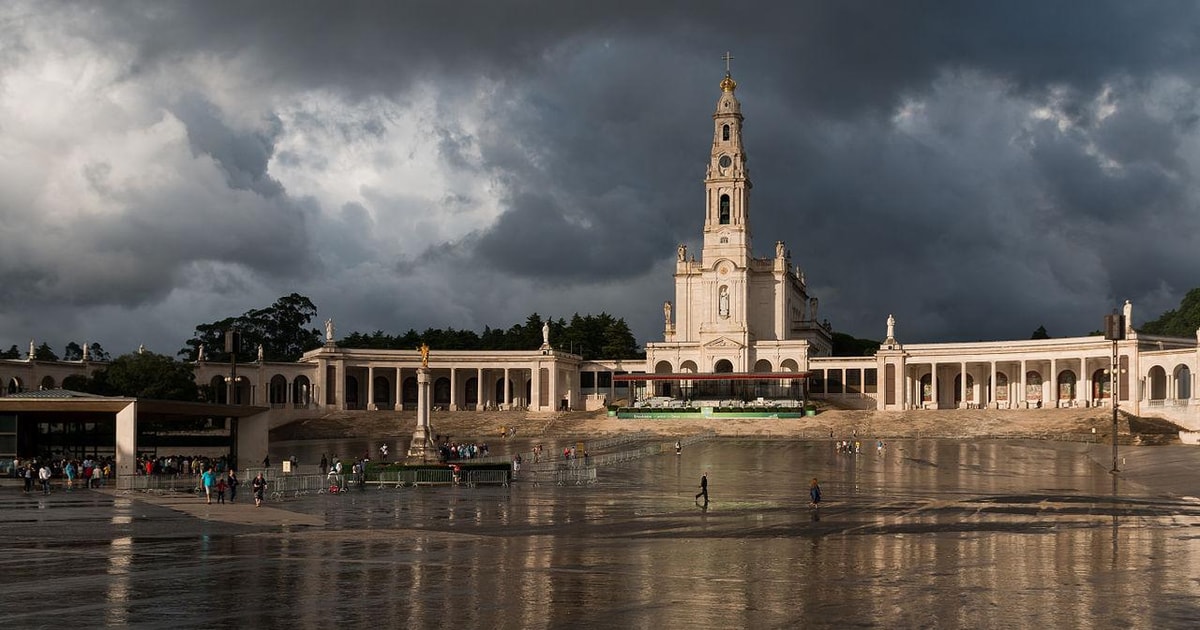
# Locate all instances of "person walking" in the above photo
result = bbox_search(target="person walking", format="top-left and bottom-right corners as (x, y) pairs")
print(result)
(695, 471), (708, 504)
(23, 464), (34, 493)
(227, 470), (239, 503)
(201, 467), (216, 504)
(319, 454), (328, 475)
(38, 463), (52, 495)
(252, 472), (266, 507)
(216, 477), (228, 504)
(809, 477), (822, 508)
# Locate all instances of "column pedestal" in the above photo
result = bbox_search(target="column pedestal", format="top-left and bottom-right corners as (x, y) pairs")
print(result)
(407, 367), (437, 463)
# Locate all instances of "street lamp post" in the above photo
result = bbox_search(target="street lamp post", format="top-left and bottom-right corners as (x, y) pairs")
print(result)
(1103, 312), (1125, 473)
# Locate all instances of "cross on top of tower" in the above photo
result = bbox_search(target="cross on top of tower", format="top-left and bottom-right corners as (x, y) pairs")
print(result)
(722, 51), (734, 74)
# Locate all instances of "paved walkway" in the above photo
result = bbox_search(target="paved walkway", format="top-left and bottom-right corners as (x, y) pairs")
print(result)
(97, 488), (326, 527)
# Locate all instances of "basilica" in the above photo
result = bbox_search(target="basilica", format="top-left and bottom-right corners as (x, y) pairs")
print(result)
(5, 69), (1200, 474)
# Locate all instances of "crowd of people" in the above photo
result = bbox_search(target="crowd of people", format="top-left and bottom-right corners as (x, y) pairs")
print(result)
(136, 454), (233, 477)
(438, 439), (489, 461)
(10, 456), (115, 494)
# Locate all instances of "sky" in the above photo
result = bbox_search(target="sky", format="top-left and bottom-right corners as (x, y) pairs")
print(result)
(2, 1), (1200, 358)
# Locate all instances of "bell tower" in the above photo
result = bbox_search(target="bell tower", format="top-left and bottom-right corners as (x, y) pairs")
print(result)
(702, 54), (752, 268)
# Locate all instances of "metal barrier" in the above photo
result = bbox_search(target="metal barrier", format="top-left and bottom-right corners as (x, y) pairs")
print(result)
(371, 468), (454, 487)
(463, 469), (509, 487)
(552, 466), (597, 486)
(267, 474), (334, 500)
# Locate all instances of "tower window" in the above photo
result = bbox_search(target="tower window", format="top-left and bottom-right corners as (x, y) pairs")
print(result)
(722, 124), (730, 141)
(719, 194), (730, 224)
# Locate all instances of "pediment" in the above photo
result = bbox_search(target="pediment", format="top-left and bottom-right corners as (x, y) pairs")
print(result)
(703, 336), (745, 349)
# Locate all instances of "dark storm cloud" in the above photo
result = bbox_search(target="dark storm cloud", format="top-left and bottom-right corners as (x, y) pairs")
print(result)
(6, 0), (1200, 354)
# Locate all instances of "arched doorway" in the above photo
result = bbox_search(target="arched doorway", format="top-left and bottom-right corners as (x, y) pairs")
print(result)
(1091, 369), (1111, 400)
(40, 375), (55, 390)
(465, 377), (478, 408)
(373, 375), (391, 408)
(494, 378), (512, 407)
(1025, 371), (1043, 405)
(269, 374), (288, 406)
(714, 359), (734, 373)
(1176, 365), (1192, 400)
(654, 360), (673, 397)
(345, 375), (359, 409)
(433, 377), (451, 407)
(6, 377), (21, 395)
(209, 375), (227, 404)
(1147, 366), (1167, 400)
(293, 375), (311, 406)
(402, 377), (418, 408)
(1056, 370), (1076, 403)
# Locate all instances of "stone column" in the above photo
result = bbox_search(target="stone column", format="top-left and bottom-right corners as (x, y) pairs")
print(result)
(477, 367), (484, 411)
(367, 366), (376, 411)
(334, 359), (345, 410)
(531, 364), (542, 411)
(450, 367), (458, 411)
(1020, 360), (1027, 408)
(959, 362), (967, 408)
(115, 401), (137, 478)
(503, 368), (511, 408)
(989, 361), (996, 408)
(549, 361), (559, 411)
(400, 364), (410, 410)
(1080, 357), (1090, 406)
(930, 362), (938, 409)
(1049, 358), (1058, 407)
(407, 367), (436, 463)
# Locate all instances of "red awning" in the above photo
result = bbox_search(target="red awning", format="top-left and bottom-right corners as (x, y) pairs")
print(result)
(613, 372), (809, 382)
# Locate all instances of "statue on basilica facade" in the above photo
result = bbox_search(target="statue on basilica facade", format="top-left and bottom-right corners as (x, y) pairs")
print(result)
(663, 300), (672, 327)
(810, 297), (819, 321)
(677, 244), (687, 262)
(775, 240), (785, 259)
(718, 286), (730, 319)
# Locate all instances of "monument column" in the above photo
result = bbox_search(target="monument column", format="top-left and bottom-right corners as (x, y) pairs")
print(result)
(407, 345), (436, 462)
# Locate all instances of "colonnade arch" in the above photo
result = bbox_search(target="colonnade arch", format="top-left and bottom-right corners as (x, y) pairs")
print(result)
(1147, 366), (1167, 400)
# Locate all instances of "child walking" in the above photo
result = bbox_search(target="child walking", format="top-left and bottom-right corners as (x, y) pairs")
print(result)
(216, 477), (228, 504)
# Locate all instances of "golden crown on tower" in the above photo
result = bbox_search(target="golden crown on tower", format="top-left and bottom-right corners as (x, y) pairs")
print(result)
(720, 72), (737, 92)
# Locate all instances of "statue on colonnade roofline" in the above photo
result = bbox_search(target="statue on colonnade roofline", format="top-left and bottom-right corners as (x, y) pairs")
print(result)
(324, 318), (335, 343)
(257, 344), (264, 363)
(82, 342), (90, 361)
(886, 314), (895, 341)
(197, 344), (206, 363)
(1123, 300), (1133, 333)
(29, 339), (35, 360)
(542, 319), (551, 346)
(138, 344), (145, 354)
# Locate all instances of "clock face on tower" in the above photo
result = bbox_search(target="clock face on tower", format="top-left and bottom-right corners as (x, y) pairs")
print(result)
(718, 155), (732, 168)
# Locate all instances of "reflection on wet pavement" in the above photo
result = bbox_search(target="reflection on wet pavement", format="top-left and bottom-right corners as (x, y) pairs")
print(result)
(3, 439), (1200, 628)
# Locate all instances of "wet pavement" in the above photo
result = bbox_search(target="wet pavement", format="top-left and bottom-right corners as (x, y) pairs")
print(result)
(4, 439), (1200, 628)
